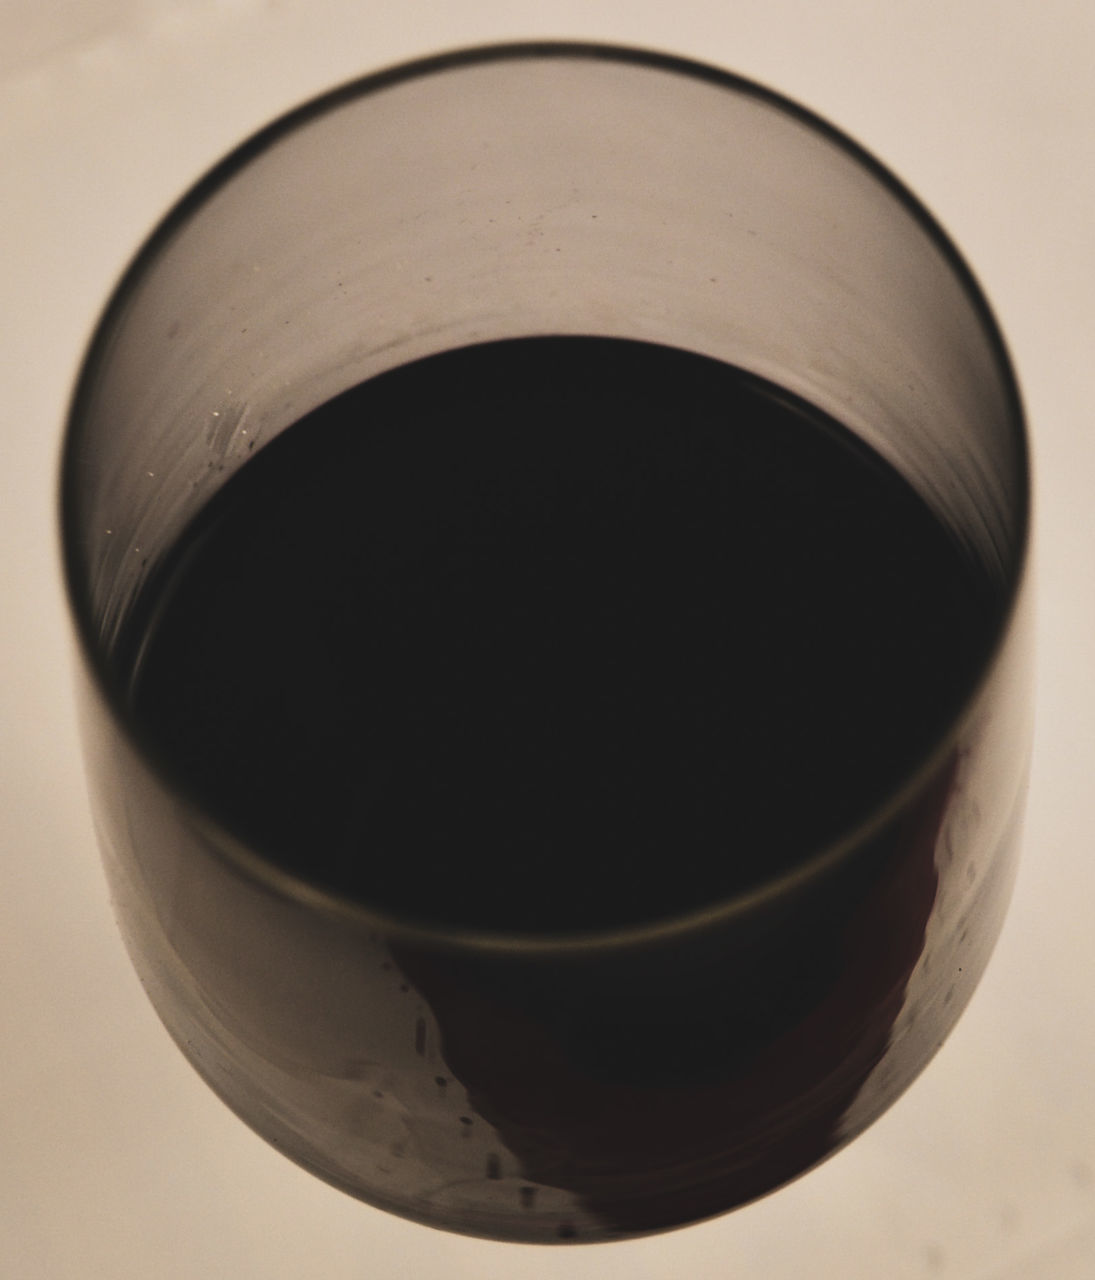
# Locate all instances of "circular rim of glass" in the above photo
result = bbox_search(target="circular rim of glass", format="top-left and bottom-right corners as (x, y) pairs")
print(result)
(59, 39), (1032, 955)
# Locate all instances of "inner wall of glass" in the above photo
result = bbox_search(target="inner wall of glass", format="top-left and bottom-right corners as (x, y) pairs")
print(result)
(67, 51), (1024, 659)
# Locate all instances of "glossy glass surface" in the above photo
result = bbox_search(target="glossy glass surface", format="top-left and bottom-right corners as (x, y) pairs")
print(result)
(61, 44), (1031, 1242)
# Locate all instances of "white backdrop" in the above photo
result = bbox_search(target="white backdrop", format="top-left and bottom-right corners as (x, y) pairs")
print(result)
(3, 2), (1094, 1276)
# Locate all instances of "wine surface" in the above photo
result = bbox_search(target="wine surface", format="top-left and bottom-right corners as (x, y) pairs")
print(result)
(124, 336), (998, 933)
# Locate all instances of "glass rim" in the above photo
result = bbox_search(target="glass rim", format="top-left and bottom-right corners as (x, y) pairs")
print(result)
(59, 39), (1032, 957)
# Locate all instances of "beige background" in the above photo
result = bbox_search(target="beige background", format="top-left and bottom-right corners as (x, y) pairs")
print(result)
(3, 1), (1094, 1276)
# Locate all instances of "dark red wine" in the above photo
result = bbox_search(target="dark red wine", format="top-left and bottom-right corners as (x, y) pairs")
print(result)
(124, 336), (999, 935)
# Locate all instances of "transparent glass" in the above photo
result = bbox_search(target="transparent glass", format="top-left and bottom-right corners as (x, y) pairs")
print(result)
(61, 43), (1031, 1243)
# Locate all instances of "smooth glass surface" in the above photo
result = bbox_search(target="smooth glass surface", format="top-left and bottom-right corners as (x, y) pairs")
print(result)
(61, 44), (1031, 1243)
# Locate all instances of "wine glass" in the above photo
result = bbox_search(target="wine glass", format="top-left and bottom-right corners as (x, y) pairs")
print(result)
(60, 43), (1031, 1243)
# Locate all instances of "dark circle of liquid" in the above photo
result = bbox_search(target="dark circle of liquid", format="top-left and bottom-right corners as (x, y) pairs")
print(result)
(125, 336), (999, 934)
